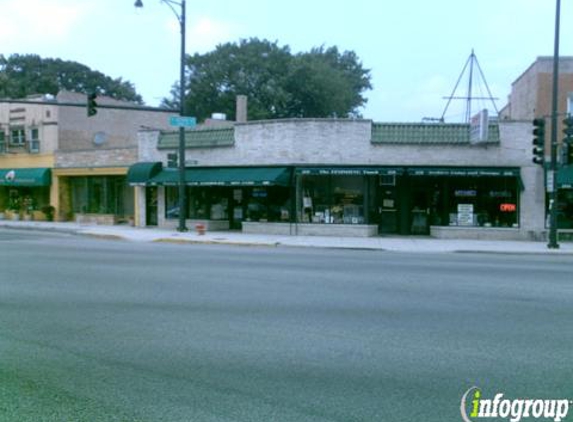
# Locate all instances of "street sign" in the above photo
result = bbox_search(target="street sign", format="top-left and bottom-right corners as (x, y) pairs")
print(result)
(547, 170), (555, 193)
(169, 116), (197, 128)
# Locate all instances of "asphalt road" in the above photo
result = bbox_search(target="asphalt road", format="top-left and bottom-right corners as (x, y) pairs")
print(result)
(1, 228), (573, 422)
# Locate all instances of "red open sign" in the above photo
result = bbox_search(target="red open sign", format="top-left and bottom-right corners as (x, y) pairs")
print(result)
(500, 203), (516, 212)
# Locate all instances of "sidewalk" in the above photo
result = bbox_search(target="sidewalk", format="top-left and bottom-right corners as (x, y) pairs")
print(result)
(1, 220), (573, 254)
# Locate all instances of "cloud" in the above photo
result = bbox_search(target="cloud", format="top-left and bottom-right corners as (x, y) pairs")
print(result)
(0, 0), (90, 48)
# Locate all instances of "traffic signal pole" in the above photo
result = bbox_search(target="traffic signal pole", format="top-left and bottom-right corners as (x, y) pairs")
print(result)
(548, 0), (561, 249)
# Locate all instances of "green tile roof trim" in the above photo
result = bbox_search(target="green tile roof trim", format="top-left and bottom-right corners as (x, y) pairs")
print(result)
(371, 123), (500, 145)
(158, 127), (234, 149)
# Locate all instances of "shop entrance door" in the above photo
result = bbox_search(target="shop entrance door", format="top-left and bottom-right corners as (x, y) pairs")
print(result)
(409, 187), (431, 235)
(378, 185), (398, 234)
(146, 187), (158, 226)
(229, 188), (244, 230)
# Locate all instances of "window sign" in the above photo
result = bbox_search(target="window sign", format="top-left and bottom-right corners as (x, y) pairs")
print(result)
(500, 203), (516, 212)
(455, 190), (477, 197)
(457, 204), (474, 226)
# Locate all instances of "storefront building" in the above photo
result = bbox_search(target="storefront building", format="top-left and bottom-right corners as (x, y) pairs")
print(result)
(1, 91), (175, 223)
(131, 119), (542, 239)
(0, 97), (58, 221)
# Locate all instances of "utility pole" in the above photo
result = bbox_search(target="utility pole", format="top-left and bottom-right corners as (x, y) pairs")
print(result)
(548, 0), (561, 249)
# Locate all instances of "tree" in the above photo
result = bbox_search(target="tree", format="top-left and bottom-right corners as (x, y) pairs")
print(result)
(163, 38), (372, 121)
(286, 46), (372, 118)
(0, 54), (143, 103)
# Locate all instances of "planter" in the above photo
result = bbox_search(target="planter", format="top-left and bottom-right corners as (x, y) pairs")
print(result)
(23, 213), (33, 221)
(32, 210), (47, 221)
(0, 212), (5, 220)
(11, 213), (20, 221)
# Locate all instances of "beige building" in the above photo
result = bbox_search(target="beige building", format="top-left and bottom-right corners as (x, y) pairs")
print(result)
(0, 91), (175, 222)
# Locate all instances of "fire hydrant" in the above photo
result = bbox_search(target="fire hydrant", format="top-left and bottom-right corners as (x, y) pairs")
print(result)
(195, 223), (206, 235)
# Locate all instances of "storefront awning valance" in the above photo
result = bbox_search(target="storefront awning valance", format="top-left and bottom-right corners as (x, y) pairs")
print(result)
(149, 167), (292, 187)
(296, 167), (403, 176)
(0, 168), (51, 187)
(557, 166), (573, 188)
(407, 167), (521, 177)
(127, 162), (163, 186)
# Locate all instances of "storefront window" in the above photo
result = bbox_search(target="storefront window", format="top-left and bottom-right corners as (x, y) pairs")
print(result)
(245, 187), (290, 222)
(301, 175), (365, 224)
(557, 189), (573, 229)
(166, 187), (230, 220)
(70, 176), (130, 216)
(165, 186), (179, 219)
(446, 177), (519, 228)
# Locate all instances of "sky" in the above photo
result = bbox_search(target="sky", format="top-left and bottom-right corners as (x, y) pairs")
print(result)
(1, 0), (572, 123)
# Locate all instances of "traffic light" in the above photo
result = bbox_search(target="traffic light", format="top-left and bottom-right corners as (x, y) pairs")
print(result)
(563, 115), (573, 165)
(532, 117), (545, 166)
(87, 92), (98, 117)
(167, 153), (178, 168)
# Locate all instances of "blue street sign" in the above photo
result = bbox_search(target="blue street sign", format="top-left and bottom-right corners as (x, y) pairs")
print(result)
(169, 116), (197, 128)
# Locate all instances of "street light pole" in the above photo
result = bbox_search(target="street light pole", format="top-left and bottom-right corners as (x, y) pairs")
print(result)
(135, 0), (188, 232)
(548, 0), (561, 249)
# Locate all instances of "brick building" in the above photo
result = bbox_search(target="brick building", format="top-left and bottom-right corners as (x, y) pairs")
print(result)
(0, 91), (175, 222)
(500, 56), (573, 229)
(129, 118), (544, 240)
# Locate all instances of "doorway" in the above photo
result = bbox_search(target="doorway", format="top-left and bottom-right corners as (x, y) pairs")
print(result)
(146, 187), (158, 226)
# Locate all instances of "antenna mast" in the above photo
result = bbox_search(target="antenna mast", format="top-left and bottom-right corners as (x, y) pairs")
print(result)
(441, 50), (499, 123)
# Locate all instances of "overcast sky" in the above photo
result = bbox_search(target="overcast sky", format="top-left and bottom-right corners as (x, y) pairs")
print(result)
(1, 0), (572, 122)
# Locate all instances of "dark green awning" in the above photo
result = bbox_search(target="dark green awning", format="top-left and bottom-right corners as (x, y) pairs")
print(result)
(0, 168), (51, 187)
(557, 166), (573, 188)
(407, 167), (521, 177)
(296, 167), (403, 176)
(127, 162), (163, 186)
(149, 167), (292, 187)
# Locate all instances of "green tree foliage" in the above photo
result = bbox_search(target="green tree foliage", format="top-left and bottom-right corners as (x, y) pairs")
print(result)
(0, 54), (143, 103)
(163, 38), (372, 121)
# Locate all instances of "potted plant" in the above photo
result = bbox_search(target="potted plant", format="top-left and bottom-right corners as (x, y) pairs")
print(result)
(22, 196), (34, 221)
(7, 193), (21, 220)
(41, 205), (56, 222)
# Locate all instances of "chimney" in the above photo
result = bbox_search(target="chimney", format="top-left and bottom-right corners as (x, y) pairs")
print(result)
(236, 95), (247, 123)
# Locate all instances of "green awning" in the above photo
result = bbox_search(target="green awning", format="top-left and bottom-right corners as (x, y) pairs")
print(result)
(127, 162), (162, 186)
(149, 167), (292, 187)
(407, 167), (521, 177)
(557, 166), (573, 188)
(296, 167), (403, 176)
(0, 168), (51, 187)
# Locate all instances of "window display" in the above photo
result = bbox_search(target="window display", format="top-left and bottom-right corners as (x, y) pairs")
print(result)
(301, 175), (365, 224)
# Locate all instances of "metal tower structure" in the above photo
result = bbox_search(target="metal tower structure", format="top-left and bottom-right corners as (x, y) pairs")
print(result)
(441, 50), (499, 123)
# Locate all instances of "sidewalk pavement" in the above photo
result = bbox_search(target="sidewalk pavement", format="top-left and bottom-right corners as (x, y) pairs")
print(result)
(1, 220), (573, 254)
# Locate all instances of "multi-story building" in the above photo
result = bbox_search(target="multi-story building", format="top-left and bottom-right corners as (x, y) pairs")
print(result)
(0, 91), (175, 222)
(500, 56), (573, 121)
(500, 56), (573, 229)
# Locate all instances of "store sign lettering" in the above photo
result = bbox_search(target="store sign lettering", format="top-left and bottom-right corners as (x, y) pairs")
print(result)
(500, 203), (516, 212)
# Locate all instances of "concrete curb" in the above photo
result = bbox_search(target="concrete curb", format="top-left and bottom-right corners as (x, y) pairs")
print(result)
(2, 221), (573, 255)
(152, 237), (280, 247)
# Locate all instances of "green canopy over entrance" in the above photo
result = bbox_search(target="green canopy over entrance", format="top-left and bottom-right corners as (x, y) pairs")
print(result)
(407, 167), (520, 177)
(149, 167), (292, 187)
(296, 167), (403, 176)
(127, 162), (163, 186)
(0, 168), (51, 187)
